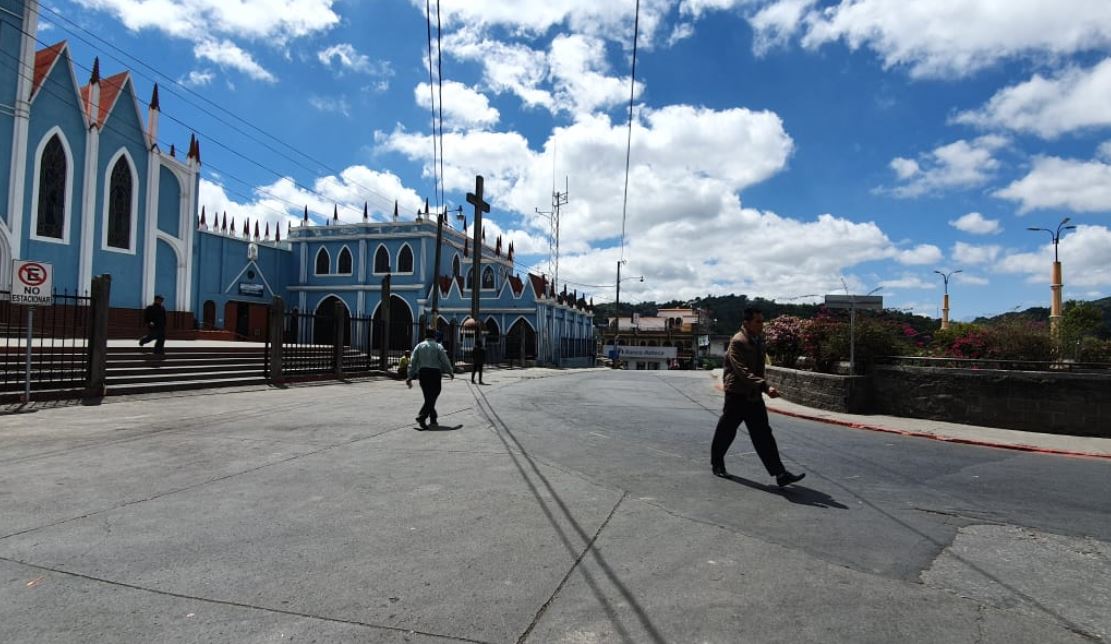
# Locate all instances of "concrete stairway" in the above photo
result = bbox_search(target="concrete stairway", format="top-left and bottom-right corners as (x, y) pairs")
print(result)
(106, 346), (268, 395)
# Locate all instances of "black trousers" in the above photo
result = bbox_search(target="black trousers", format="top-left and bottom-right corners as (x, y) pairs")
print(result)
(471, 361), (484, 382)
(711, 394), (785, 476)
(140, 328), (166, 354)
(417, 368), (443, 422)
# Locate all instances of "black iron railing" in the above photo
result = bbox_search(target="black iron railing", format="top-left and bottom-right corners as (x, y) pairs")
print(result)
(882, 356), (1111, 372)
(0, 290), (91, 398)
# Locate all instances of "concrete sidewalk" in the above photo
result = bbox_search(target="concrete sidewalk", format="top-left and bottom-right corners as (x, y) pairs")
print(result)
(764, 398), (1111, 460)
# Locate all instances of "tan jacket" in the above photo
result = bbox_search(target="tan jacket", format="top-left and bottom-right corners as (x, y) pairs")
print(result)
(721, 327), (769, 400)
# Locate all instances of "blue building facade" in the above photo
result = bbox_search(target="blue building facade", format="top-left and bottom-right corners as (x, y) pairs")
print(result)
(4, 1), (593, 364)
(190, 211), (596, 364)
(0, 2), (200, 310)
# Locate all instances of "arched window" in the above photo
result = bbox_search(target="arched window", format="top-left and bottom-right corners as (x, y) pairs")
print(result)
(374, 246), (390, 273)
(337, 247), (352, 274)
(397, 244), (414, 273)
(36, 134), (66, 239)
(466, 266), (475, 290)
(106, 155), (133, 250)
(482, 266), (495, 289)
(451, 254), (460, 277)
(315, 248), (330, 275)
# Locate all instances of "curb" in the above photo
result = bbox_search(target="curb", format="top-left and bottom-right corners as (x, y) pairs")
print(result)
(765, 405), (1111, 461)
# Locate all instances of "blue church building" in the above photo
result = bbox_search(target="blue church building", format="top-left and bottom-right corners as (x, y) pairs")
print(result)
(3, 0), (594, 365)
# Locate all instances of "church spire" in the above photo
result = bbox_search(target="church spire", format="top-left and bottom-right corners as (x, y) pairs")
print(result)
(86, 57), (101, 129)
(147, 84), (160, 150)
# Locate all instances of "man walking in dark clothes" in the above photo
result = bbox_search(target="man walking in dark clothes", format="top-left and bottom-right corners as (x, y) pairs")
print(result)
(406, 328), (454, 429)
(711, 307), (805, 487)
(139, 295), (167, 355)
(471, 340), (486, 384)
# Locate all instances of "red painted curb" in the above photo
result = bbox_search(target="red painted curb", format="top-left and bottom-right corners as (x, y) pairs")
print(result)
(765, 405), (1111, 461)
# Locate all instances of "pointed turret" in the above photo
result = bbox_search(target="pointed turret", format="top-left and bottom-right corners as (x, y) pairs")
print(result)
(169, 143), (175, 157)
(392, 200), (398, 221)
(254, 220), (260, 239)
(333, 205), (338, 224)
(302, 205), (309, 225)
(508, 241), (514, 262)
(199, 206), (207, 230)
(275, 225), (281, 243)
(86, 57), (101, 129)
(242, 218), (249, 238)
(147, 84), (160, 150)
(221, 212), (227, 233)
(363, 202), (368, 222)
(495, 235), (502, 256)
(464, 237), (469, 258)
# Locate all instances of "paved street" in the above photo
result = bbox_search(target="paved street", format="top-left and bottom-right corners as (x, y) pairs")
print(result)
(2, 369), (1109, 643)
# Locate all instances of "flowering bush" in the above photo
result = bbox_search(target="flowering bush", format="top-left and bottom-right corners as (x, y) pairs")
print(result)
(764, 315), (807, 367)
(931, 320), (1055, 361)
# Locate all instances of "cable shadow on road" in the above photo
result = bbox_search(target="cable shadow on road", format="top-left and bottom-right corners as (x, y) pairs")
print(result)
(469, 384), (667, 644)
(721, 474), (848, 509)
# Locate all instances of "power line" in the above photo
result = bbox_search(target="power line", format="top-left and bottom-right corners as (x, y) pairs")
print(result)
(424, 0), (441, 214)
(435, 0), (447, 214)
(37, 3), (425, 214)
(618, 0), (641, 262)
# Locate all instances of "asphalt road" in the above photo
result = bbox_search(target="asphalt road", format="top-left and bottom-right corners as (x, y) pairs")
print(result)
(1, 368), (1107, 643)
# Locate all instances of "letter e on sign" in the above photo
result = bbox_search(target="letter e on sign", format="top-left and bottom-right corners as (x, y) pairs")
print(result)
(11, 260), (53, 305)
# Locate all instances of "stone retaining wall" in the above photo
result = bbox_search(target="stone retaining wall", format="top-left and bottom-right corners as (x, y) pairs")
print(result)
(766, 365), (1111, 437)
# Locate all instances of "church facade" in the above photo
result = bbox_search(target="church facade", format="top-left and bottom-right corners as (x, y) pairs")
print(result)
(1, 2), (199, 310)
(4, 1), (593, 365)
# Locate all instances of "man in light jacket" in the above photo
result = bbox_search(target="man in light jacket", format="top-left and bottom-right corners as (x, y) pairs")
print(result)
(711, 307), (805, 487)
(406, 328), (455, 429)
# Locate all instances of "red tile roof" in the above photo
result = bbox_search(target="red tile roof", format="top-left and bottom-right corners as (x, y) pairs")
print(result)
(508, 274), (524, 297)
(79, 71), (129, 128)
(32, 42), (67, 99)
(528, 273), (547, 299)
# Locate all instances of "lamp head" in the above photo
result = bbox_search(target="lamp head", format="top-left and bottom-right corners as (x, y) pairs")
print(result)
(1060, 217), (1071, 226)
(1026, 227), (1041, 232)
(953, 269), (963, 275)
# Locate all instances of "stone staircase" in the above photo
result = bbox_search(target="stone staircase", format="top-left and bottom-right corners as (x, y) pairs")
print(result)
(105, 346), (268, 395)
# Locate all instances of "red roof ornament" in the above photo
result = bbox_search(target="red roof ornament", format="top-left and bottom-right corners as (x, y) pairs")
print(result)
(150, 83), (160, 111)
(264, 221), (270, 239)
(303, 205), (309, 224)
(254, 220), (260, 239)
(392, 200), (398, 220)
(168, 143), (175, 157)
(199, 206), (206, 227)
(221, 212), (227, 232)
(90, 56), (100, 84)
(275, 226), (281, 242)
(333, 205), (338, 223)
(363, 202), (368, 221)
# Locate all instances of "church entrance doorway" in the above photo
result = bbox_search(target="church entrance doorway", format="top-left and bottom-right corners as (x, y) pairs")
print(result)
(372, 295), (414, 352)
(506, 319), (536, 362)
(314, 296), (351, 346)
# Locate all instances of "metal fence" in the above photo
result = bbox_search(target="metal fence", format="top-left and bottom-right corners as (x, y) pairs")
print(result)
(0, 290), (91, 399)
(560, 337), (594, 360)
(267, 310), (423, 380)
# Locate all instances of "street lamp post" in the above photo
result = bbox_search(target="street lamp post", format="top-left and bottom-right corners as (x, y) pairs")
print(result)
(841, 279), (882, 374)
(933, 269), (962, 330)
(1027, 218), (1076, 336)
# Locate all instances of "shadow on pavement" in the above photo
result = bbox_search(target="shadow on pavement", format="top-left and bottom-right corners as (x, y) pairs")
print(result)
(723, 474), (849, 509)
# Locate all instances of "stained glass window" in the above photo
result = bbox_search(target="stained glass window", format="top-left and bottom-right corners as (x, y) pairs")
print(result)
(36, 135), (66, 239)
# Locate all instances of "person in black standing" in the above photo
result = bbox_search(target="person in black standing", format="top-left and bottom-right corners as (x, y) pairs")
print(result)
(139, 295), (167, 355)
(711, 307), (805, 487)
(471, 340), (486, 384)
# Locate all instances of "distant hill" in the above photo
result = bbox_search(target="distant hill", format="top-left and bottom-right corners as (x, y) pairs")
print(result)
(973, 297), (1111, 337)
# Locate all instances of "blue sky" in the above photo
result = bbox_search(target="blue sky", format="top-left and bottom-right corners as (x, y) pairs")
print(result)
(45, 0), (1111, 319)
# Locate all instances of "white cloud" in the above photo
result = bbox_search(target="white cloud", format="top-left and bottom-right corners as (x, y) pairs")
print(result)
(896, 244), (943, 265)
(318, 44), (393, 82)
(679, 0), (750, 19)
(415, 81), (500, 129)
(995, 156), (1111, 213)
(380, 105), (795, 246)
(750, 0), (815, 55)
(749, 0), (1111, 78)
(418, 0), (673, 46)
(1098, 141), (1111, 161)
(883, 136), (1007, 198)
(443, 28), (642, 116)
(878, 275), (935, 290)
(953, 58), (1111, 138)
(996, 225), (1111, 288)
(76, 0), (340, 43)
(955, 274), (990, 286)
(952, 241), (1002, 266)
(666, 23), (695, 46)
(949, 212), (1002, 235)
(199, 166), (425, 236)
(180, 70), (215, 88)
(194, 39), (276, 83)
(308, 95), (351, 117)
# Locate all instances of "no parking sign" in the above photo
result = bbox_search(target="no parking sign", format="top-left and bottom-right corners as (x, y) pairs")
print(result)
(11, 260), (53, 305)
